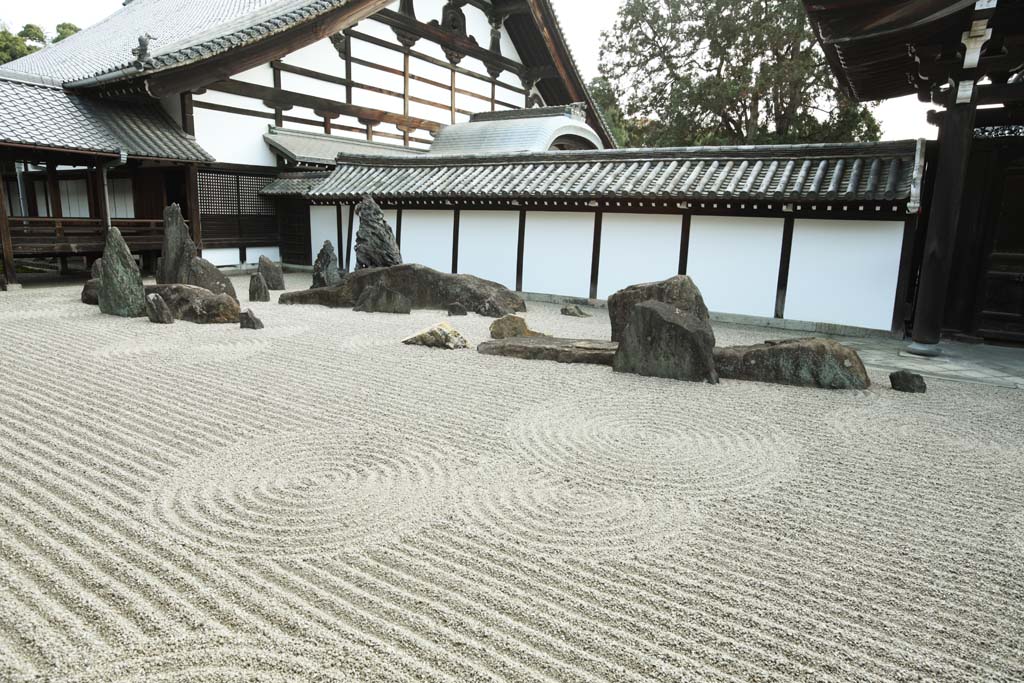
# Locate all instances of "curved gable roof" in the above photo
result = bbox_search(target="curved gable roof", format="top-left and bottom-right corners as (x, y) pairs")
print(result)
(428, 107), (604, 156)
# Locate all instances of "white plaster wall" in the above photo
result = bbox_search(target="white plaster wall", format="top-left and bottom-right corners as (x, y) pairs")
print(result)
(786, 219), (905, 330)
(193, 105), (276, 167)
(58, 179), (90, 217)
(522, 212), (593, 298)
(202, 248), (241, 267)
(310, 205), (340, 267)
(687, 216), (784, 318)
(34, 181), (49, 217)
(399, 209), (455, 273)
(597, 213), (681, 299)
(457, 210), (519, 289)
(232, 64), (275, 87)
(245, 247), (281, 266)
(349, 208), (398, 268)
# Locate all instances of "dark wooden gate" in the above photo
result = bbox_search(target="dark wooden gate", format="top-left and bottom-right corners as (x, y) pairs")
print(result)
(974, 161), (1024, 342)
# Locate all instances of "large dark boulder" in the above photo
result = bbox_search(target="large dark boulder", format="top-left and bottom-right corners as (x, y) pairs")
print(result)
(714, 338), (870, 390)
(98, 227), (146, 318)
(156, 203), (196, 285)
(188, 257), (237, 301)
(240, 309), (264, 330)
(144, 284), (240, 324)
(355, 195), (402, 269)
(890, 370), (926, 393)
(478, 337), (618, 365)
(353, 284), (412, 314)
(312, 241), (343, 289)
(145, 293), (174, 324)
(613, 300), (719, 383)
(279, 263), (525, 317)
(608, 275), (709, 343)
(258, 255), (285, 291)
(82, 279), (99, 305)
(249, 272), (270, 302)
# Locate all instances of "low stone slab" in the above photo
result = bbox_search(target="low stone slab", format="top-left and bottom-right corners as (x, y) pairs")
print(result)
(890, 370), (927, 393)
(714, 338), (870, 390)
(403, 322), (468, 349)
(478, 337), (618, 366)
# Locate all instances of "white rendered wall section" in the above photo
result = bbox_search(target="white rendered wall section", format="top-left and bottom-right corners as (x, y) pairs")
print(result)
(245, 247), (281, 266)
(310, 206), (339, 267)
(192, 99), (277, 167)
(785, 219), (904, 330)
(457, 210), (519, 289)
(687, 216), (784, 318)
(597, 213), (681, 299)
(522, 212), (593, 298)
(399, 210), (455, 273)
(202, 248), (242, 267)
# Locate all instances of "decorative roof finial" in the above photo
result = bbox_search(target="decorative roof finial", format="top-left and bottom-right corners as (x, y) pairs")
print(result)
(132, 34), (154, 68)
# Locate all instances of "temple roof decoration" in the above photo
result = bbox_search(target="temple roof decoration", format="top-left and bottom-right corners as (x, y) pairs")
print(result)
(428, 106), (604, 156)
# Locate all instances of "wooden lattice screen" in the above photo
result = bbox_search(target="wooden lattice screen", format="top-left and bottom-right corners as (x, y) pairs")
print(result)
(198, 171), (277, 248)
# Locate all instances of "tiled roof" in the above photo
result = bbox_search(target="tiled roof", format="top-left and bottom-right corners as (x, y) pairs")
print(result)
(264, 127), (425, 166)
(295, 140), (924, 207)
(3, 0), (357, 86)
(262, 171), (332, 196)
(0, 75), (213, 162)
(428, 106), (604, 156)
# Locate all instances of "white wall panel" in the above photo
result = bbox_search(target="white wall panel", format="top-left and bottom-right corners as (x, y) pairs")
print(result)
(281, 71), (346, 103)
(687, 216), (784, 318)
(457, 210), (519, 289)
(34, 181), (49, 217)
(310, 205), (339, 267)
(193, 106), (277, 166)
(522, 211), (593, 298)
(203, 248), (241, 267)
(109, 178), (135, 219)
(399, 210), (454, 272)
(597, 213), (681, 299)
(245, 247), (281, 265)
(786, 219), (904, 330)
(59, 179), (90, 217)
(232, 63), (275, 87)
(281, 38), (347, 75)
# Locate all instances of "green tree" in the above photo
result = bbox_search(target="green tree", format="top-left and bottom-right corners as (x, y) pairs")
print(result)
(0, 25), (35, 64)
(17, 23), (45, 47)
(588, 77), (633, 148)
(54, 22), (80, 43)
(599, 0), (881, 147)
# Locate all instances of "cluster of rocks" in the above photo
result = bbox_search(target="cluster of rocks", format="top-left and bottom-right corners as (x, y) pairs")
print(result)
(82, 204), (281, 330)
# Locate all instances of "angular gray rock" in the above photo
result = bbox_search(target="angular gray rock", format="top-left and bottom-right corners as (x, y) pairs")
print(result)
(145, 293), (174, 324)
(188, 257), (237, 301)
(98, 227), (146, 318)
(145, 284), (241, 324)
(489, 315), (542, 340)
(890, 370), (927, 393)
(402, 322), (468, 350)
(613, 300), (719, 383)
(478, 337), (617, 365)
(82, 279), (99, 305)
(355, 195), (402, 269)
(156, 203), (197, 285)
(240, 309), (264, 330)
(608, 275), (708, 342)
(353, 284), (412, 314)
(447, 302), (468, 316)
(312, 241), (343, 289)
(258, 255), (285, 291)
(90, 258), (103, 280)
(714, 338), (870, 390)
(249, 272), (270, 302)
(561, 304), (591, 318)
(279, 263), (525, 317)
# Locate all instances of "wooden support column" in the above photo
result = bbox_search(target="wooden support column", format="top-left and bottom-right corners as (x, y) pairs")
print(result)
(180, 92), (196, 135)
(589, 211), (602, 300)
(910, 101), (977, 351)
(186, 164), (203, 250)
(678, 213), (691, 275)
(0, 174), (17, 285)
(774, 216), (795, 319)
(515, 209), (526, 292)
(94, 161), (110, 229)
(403, 52), (411, 146)
(46, 165), (64, 239)
(451, 209), (460, 274)
(346, 203), (356, 271)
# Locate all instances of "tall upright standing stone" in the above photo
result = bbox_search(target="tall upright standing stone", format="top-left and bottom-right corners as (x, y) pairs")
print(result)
(156, 203), (196, 285)
(249, 272), (270, 302)
(312, 241), (343, 289)
(355, 195), (402, 270)
(258, 255), (286, 290)
(98, 227), (146, 317)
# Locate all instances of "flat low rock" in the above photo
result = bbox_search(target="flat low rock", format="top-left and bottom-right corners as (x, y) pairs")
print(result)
(145, 284), (240, 324)
(561, 304), (591, 318)
(608, 275), (708, 342)
(478, 337), (618, 366)
(403, 322), (468, 350)
(279, 263), (525, 317)
(890, 370), (927, 393)
(714, 338), (870, 390)
(613, 300), (719, 384)
(489, 315), (541, 340)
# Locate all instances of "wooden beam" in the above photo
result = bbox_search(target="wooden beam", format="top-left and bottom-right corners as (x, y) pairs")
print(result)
(0, 174), (16, 285)
(180, 91), (196, 135)
(774, 216), (795, 319)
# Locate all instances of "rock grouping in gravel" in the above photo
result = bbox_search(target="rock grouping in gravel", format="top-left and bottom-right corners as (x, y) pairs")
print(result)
(0, 274), (1021, 682)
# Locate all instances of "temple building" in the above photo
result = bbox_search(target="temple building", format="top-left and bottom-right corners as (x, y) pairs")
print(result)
(1, 0), (1020, 343)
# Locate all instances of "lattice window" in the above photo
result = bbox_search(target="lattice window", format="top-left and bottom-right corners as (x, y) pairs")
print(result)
(238, 175), (275, 216)
(198, 172), (239, 214)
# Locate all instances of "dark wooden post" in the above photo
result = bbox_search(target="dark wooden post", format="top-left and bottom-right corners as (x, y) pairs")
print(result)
(46, 165), (64, 239)
(910, 101), (977, 353)
(94, 161), (110, 229)
(0, 173), (17, 285)
(186, 164), (203, 250)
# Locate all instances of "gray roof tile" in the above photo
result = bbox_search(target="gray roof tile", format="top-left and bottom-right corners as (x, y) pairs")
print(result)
(0, 76), (213, 162)
(264, 127), (425, 166)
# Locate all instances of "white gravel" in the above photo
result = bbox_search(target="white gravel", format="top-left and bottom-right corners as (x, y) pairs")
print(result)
(0, 274), (1021, 682)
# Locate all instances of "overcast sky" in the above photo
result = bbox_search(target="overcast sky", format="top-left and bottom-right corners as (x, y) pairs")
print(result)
(3, 0), (936, 141)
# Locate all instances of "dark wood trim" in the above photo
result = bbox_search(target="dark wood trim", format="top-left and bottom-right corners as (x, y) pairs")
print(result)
(46, 165), (64, 238)
(451, 208), (460, 273)
(186, 164), (203, 249)
(95, 163), (110, 228)
(239, 246), (247, 265)
(180, 92), (196, 135)
(141, 0), (394, 98)
(892, 213), (919, 336)
(395, 208), (403, 248)
(774, 216), (795, 319)
(516, 209), (526, 291)
(272, 66), (284, 128)
(589, 211), (603, 299)
(678, 213), (691, 275)
(344, 32), (353, 104)
(336, 204), (345, 256)
(346, 202), (356, 270)
(0, 176), (16, 284)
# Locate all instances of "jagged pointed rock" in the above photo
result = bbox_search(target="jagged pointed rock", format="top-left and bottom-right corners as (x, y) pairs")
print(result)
(156, 203), (196, 285)
(98, 227), (146, 318)
(250, 272), (270, 302)
(188, 257), (237, 301)
(312, 241), (343, 289)
(355, 196), (402, 269)
(145, 293), (174, 324)
(258, 255), (285, 290)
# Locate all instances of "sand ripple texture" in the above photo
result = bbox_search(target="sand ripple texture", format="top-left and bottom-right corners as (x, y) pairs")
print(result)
(0, 275), (1022, 682)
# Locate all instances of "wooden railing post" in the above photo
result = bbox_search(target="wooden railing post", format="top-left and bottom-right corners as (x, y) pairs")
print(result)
(46, 165), (64, 240)
(0, 175), (17, 285)
(187, 164), (203, 250)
